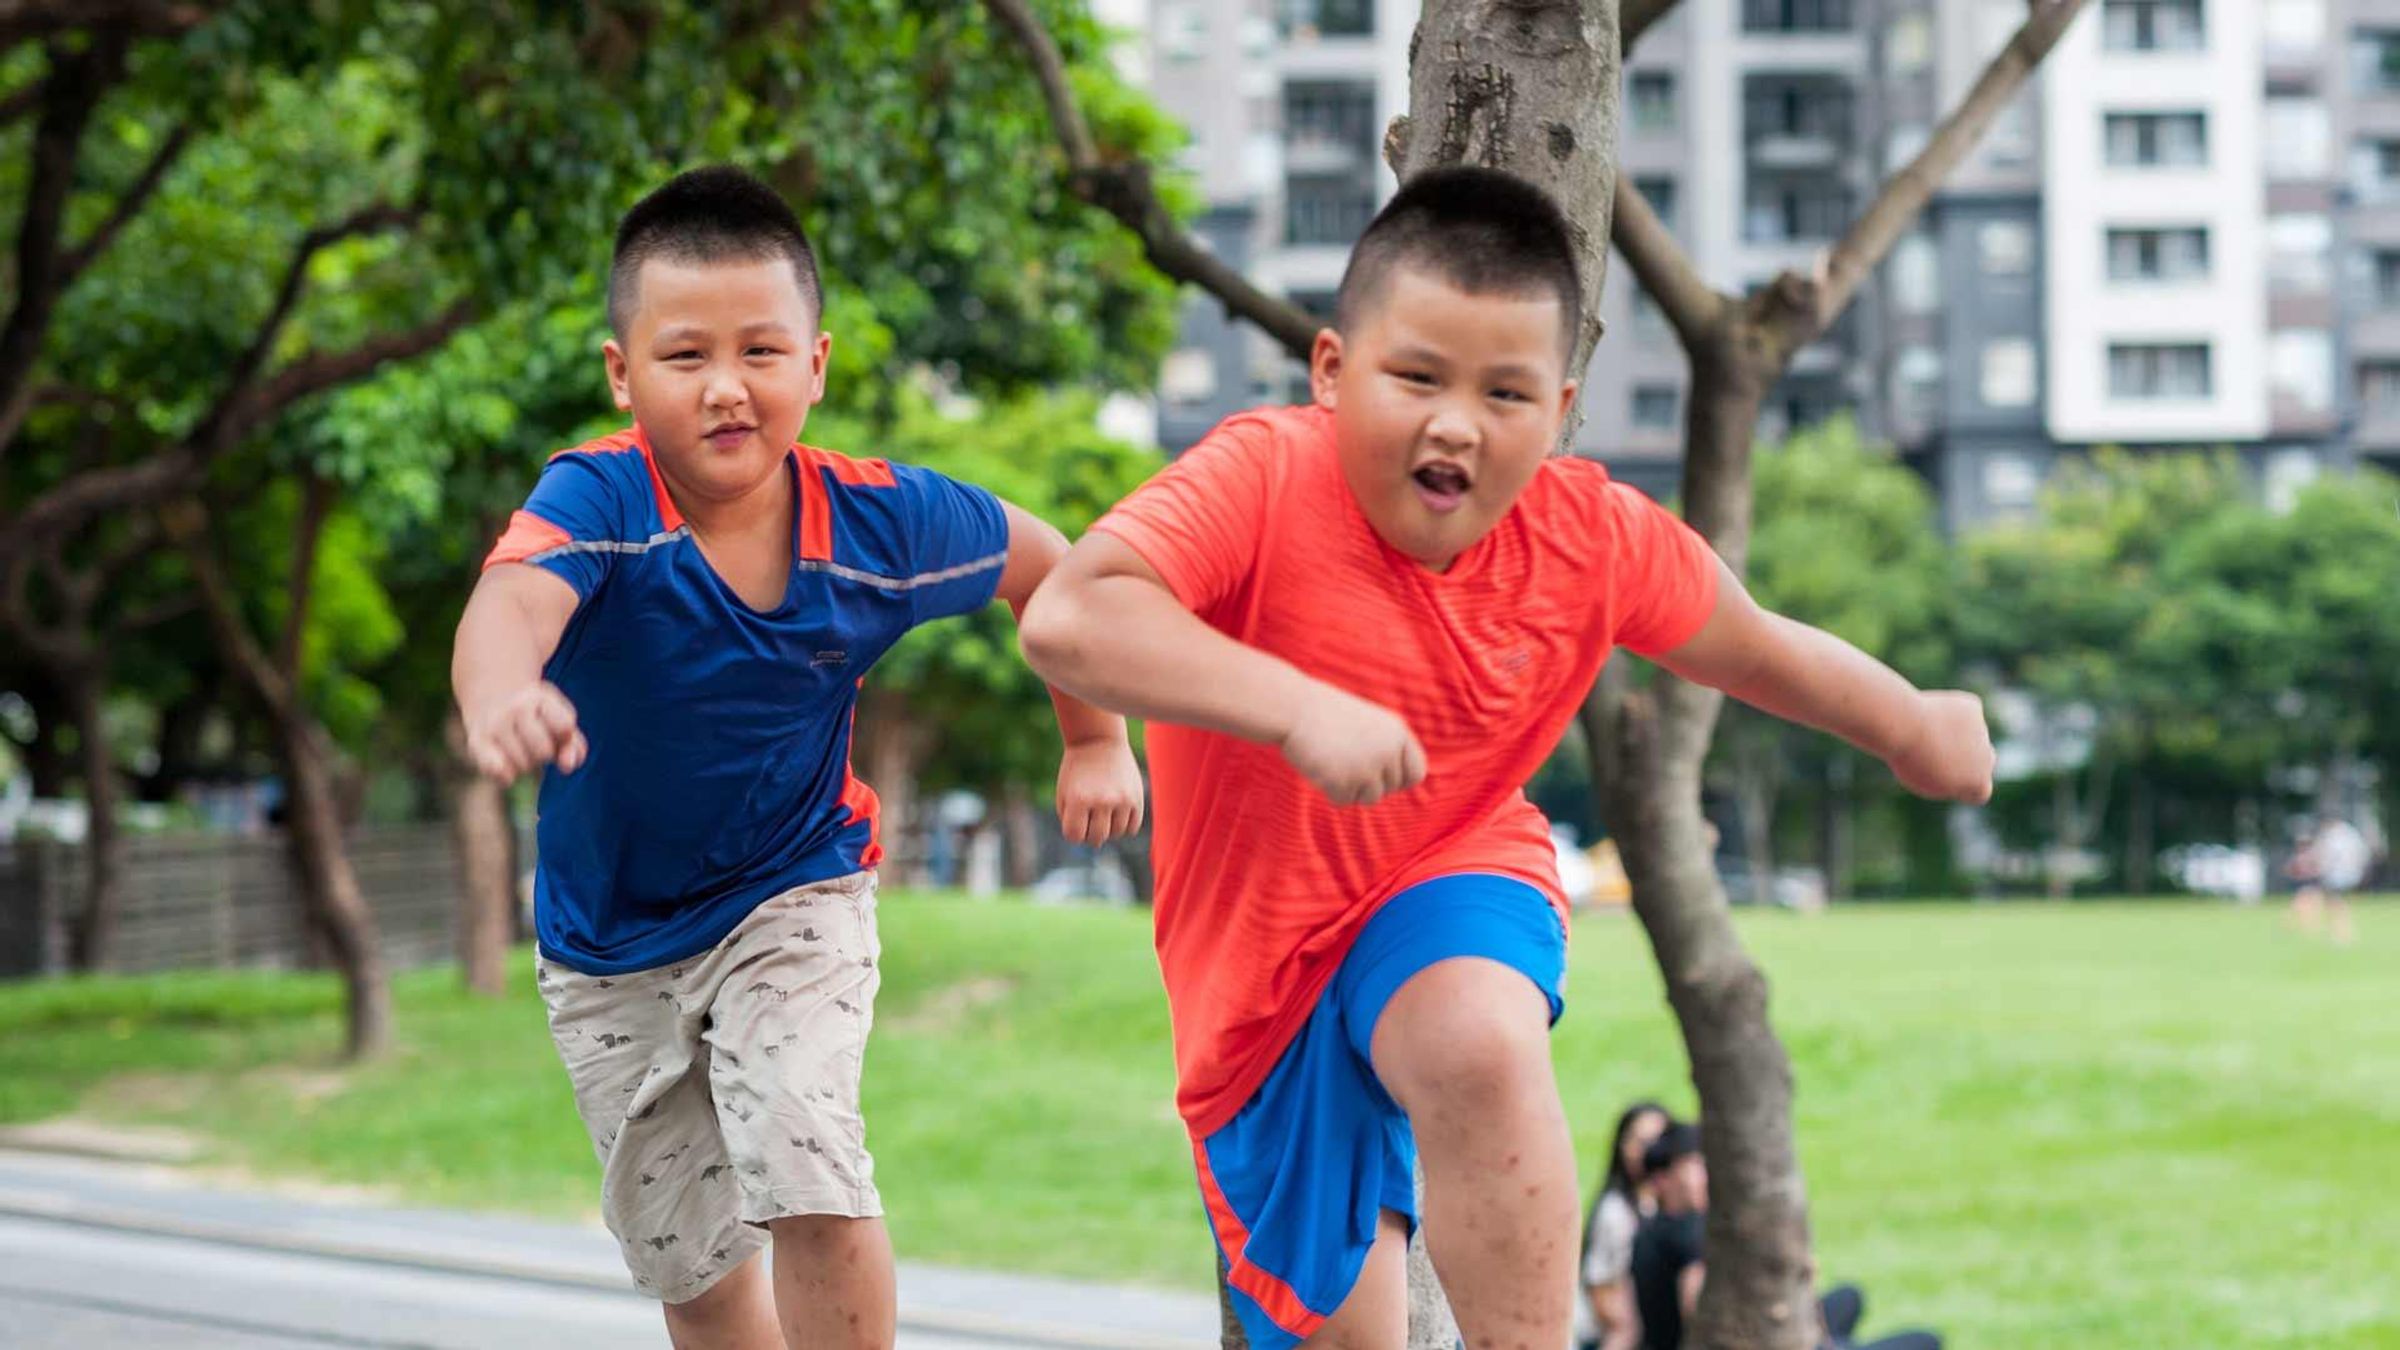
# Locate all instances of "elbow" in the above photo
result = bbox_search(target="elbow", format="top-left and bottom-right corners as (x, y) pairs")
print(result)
(1016, 580), (1086, 686)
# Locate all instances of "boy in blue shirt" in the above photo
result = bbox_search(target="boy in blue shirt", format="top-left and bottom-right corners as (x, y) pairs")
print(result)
(452, 166), (1143, 1349)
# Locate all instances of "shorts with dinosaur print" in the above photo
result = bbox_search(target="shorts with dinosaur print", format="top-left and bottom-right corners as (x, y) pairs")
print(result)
(537, 870), (882, 1303)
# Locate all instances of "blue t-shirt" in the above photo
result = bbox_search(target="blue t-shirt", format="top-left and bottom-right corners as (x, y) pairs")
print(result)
(484, 426), (1008, 974)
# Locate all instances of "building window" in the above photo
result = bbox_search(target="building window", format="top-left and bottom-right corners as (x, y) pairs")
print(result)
(2270, 330), (2335, 416)
(2264, 0), (2327, 56)
(2353, 139), (2400, 204)
(1634, 175), (1679, 233)
(2353, 29), (2400, 91)
(1745, 179), (1852, 243)
(2104, 0), (2203, 52)
(1980, 220), (2034, 277)
(2106, 227), (2209, 283)
(2264, 97), (2332, 180)
(1745, 76), (1853, 143)
(2104, 112), (2207, 168)
(1886, 12), (1931, 72)
(1982, 452), (2042, 512)
(1162, 2), (1207, 60)
(1890, 231), (1941, 312)
(1980, 339), (2037, 408)
(1285, 82), (1376, 163)
(1743, 0), (1851, 33)
(1632, 385), (1681, 429)
(1285, 176), (1374, 245)
(1630, 72), (1678, 134)
(1279, 0), (1372, 39)
(2373, 250), (2400, 306)
(2361, 359), (2400, 412)
(2108, 343), (2212, 399)
(1160, 348), (1219, 405)
(2264, 448), (2322, 514)
(1896, 345), (1944, 422)
(2268, 213), (2333, 292)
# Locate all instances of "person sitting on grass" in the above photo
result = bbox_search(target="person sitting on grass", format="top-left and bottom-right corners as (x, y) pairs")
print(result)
(1631, 1124), (1942, 1350)
(1576, 1100), (1672, 1350)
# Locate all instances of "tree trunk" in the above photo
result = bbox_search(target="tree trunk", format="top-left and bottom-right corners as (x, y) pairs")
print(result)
(1821, 753), (1853, 901)
(445, 707), (517, 997)
(2125, 770), (2153, 896)
(1000, 784), (1042, 890)
(16, 671), (74, 799)
(1589, 344), (1822, 1350)
(279, 715), (393, 1057)
(62, 667), (126, 972)
(853, 685), (929, 885)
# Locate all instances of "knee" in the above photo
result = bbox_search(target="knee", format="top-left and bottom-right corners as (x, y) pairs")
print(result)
(1375, 996), (1553, 1122)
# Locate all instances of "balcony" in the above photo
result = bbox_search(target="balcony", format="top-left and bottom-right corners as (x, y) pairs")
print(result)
(1745, 76), (1853, 169)
(1742, 0), (1851, 34)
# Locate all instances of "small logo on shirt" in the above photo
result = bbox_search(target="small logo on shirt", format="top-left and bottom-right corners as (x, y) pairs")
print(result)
(812, 650), (849, 668)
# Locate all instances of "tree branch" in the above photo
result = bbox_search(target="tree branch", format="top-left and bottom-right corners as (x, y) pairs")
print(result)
(61, 120), (194, 279)
(1611, 175), (1726, 344)
(1622, 0), (1684, 56)
(0, 0), (216, 47)
(278, 473), (337, 684)
(158, 497), (294, 720)
(979, 0), (1322, 361)
(7, 296), (472, 547)
(185, 202), (423, 455)
(0, 34), (131, 461)
(1764, 0), (2093, 343)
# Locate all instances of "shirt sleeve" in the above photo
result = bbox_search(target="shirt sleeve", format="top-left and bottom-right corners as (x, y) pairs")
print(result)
(1582, 1193), (1641, 1286)
(886, 461), (1010, 625)
(1605, 480), (1722, 657)
(1088, 416), (1275, 617)
(482, 454), (623, 601)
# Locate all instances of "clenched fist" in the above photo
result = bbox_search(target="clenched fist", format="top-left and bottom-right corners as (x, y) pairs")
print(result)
(463, 682), (588, 784)
(1278, 683), (1427, 807)
(1057, 738), (1146, 845)
(1885, 690), (1994, 804)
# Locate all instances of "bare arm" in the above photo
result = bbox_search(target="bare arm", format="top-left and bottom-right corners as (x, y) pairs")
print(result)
(1592, 1279), (1642, 1350)
(1651, 560), (1993, 803)
(451, 563), (585, 782)
(1679, 1260), (1706, 1322)
(1019, 531), (1425, 806)
(994, 502), (1144, 844)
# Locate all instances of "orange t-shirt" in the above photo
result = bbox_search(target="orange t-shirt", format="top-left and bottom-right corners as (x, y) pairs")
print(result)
(1092, 404), (1721, 1135)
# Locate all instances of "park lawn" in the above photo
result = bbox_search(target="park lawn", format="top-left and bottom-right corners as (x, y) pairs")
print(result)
(1, 896), (2394, 1348)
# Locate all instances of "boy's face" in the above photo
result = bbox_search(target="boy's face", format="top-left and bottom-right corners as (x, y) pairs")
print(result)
(1311, 266), (1576, 571)
(603, 256), (829, 507)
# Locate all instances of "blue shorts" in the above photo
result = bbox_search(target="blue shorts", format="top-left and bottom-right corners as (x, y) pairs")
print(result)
(1192, 873), (1568, 1349)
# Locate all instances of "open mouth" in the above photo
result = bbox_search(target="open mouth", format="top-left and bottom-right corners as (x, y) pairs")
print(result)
(1411, 461), (1472, 513)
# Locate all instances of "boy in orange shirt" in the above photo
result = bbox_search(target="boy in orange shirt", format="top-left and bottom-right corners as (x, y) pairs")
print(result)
(1021, 168), (1992, 1349)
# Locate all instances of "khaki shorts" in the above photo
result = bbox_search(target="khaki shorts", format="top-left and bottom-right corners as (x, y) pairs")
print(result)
(537, 872), (882, 1303)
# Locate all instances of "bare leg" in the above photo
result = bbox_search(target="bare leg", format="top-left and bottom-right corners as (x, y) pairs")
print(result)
(2329, 893), (2356, 946)
(1371, 958), (1578, 1350)
(662, 1253), (782, 1350)
(768, 1214), (896, 1350)
(1295, 1209), (1411, 1349)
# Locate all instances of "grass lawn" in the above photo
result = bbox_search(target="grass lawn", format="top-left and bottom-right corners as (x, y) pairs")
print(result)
(2, 896), (2394, 1347)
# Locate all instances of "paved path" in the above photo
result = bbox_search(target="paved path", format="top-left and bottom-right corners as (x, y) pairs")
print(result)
(0, 1149), (1217, 1349)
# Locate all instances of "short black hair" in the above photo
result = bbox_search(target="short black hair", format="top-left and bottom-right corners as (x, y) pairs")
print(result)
(1333, 166), (1583, 359)
(608, 165), (821, 337)
(1641, 1122), (1702, 1178)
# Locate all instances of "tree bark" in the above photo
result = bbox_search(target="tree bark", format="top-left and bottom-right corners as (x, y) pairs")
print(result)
(61, 665), (126, 971)
(445, 707), (517, 997)
(163, 493), (392, 1059)
(278, 714), (393, 1057)
(1000, 783), (1041, 891)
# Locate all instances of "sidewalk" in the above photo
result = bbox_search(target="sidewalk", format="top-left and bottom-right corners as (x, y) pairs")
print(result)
(0, 1145), (1217, 1349)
